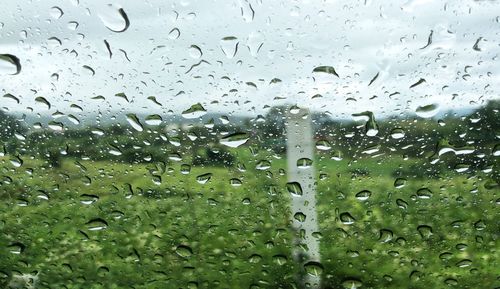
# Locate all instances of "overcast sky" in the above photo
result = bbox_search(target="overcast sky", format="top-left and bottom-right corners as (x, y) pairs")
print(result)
(0, 0), (499, 122)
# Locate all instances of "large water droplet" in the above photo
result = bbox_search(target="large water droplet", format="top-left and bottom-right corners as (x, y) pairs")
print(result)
(340, 212), (356, 225)
(312, 66), (339, 77)
(126, 114), (144, 132)
(188, 45), (202, 59)
(50, 6), (64, 19)
(355, 190), (371, 201)
(286, 182), (303, 197)
(220, 132), (249, 148)
(304, 261), (323, 277)
(98, 4), (130, 32)
(196, 173), (212, 184)
(416, 104), (440, 118)
(182, 103), (207, 119)
(175, 245), (193, 258)
(0, 54), (21, 75)
(168, 28), (181, 39)
(296, 158), (313, 169)
(220, 36), (239, 59)
(86, 218), (108, 231)
(342, 278), (363, 289)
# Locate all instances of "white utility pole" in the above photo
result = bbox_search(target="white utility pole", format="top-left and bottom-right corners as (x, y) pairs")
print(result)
(286, 107), (321, 288)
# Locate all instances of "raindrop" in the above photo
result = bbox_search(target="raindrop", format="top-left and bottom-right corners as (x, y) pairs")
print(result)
(168, 28), (180, 39)
(220, 36), (239, 59)
(417, 225), (433, 239)
(416, 188), (433, 199)
(182, 103), (207, 119)
(99, 4), (130, 32)
(394, 178), (407, 188)
(316, 140), (332, 151)
(312, 66), (339, 77)
(230, 178), (242, 186)
(304, 261), (323, 277)
(296, 158), (313, 169)
(294, 212), (306, 222)
(340, 212), (355, 225)
(286, 182), (303, 197)
(50, 6), (64, 19)
(379, 229), (393, 242)
(82, 65), (95, 76)
(68, 21), (79, 30)
(80, 194), (99, 205)
(86, 218), (108, 231)
(7, 242), (25, 254)
(255, 160), (271, 170)
(220, 132), (249, 148)
(272, 255), (287, 265)
(396, 199), (408, 210)
(175, 245), (193, 258)
(456, 259), (472, 268)
(415, 104), (440, 118)
(0, 54), (21, 75)
(355, 190), (371, 201)
(188, 45), (202, 59)
(180, 164), (191, 174)
(145, 114), (162, 126)
(390, 128), (405, 139)
(341, 278), (363, 289)
(196, 173), (212, 184)
(126, 114), (144, 132)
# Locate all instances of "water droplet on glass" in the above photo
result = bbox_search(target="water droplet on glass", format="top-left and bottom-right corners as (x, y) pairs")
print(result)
(390, 128), (405, 139)
(50, 6), (64, 19)
(379, 229), (393, 243)
(296, 158), (313, 169)
(126, 114), (144, 132)
(7, 242), (25, 254)
(304, 261), (323, 277)
(175, 245), (193, 258)
(355, 190), (371, 201)
(98, 4), (130, 32)
(394, 178), (407, 188)
(416, 188), (433, 199)
(416, 104), (440, 118)
(196, 173), (212, 184)
(188, 45), (202, 59)
(220, 36), (239, 59)
(182, 103), (207, 119)
(86, 218), (108, 231)
(341, 278), (363, 289)
(79, 194), (99, 205)
(0, 54), (21, 75)
(35, 96), (51, 109)
(456, 259), (472, 268)
(145, 114), (162, 126)
(312, 66), (339, 77)
(294, 212), (306, 222)
(417, 225), (433, 239)
(340, 212), (356, 225)
(168, 28), (180, 39)
(316, 140), (332, 151)
(220, 132), (249, 148)
(230, 178), (242, 186)
(286, 182), (303, 197)
(255, 160), (270, 170)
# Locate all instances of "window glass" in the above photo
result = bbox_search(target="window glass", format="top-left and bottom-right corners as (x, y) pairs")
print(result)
(0, 1), (498, 288)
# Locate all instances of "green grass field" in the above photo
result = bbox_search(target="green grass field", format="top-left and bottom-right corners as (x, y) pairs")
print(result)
(0, 152), (498, 288)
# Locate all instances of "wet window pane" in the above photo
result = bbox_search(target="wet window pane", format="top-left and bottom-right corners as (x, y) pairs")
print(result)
(0, 1), (499, 288)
